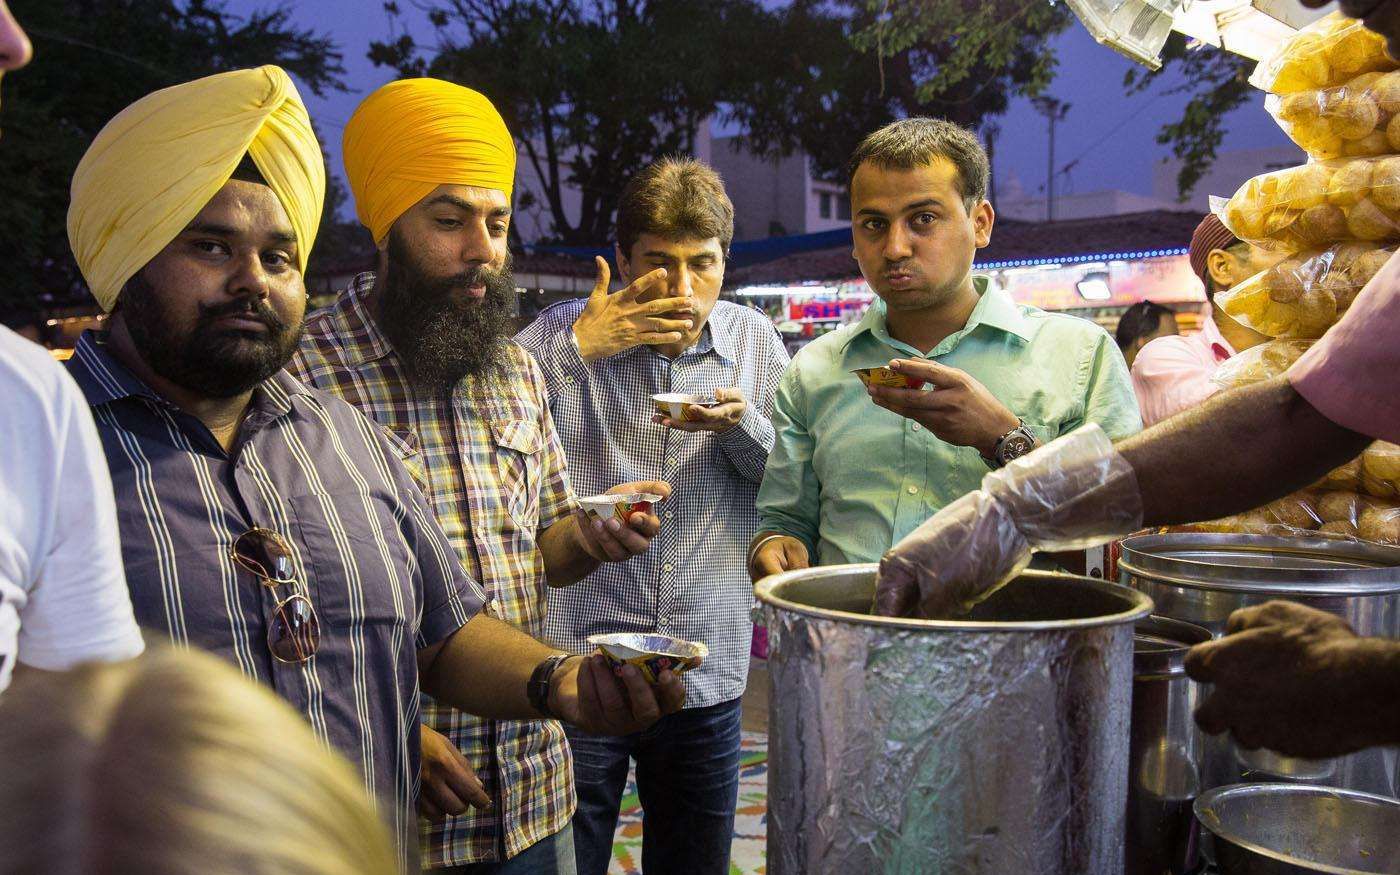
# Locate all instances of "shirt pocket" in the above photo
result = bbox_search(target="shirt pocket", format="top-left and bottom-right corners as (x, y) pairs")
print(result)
(380, 426), (429, 496)
(490, 419), (543, 532)
(285, 490), (418, 648)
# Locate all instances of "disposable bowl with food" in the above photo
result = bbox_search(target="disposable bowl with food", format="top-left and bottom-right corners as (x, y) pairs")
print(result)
(652, 392), (721, 422)
(587, 632), (708, 683)
(577, 492), (663, 524)
(851, 367), (927, 390)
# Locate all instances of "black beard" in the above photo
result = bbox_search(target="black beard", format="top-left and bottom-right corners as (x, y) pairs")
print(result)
(373, 228), (515, 392)
(120, 272), (301, 399)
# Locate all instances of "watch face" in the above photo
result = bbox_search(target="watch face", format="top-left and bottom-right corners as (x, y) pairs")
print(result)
(998, 430), (1036, 464)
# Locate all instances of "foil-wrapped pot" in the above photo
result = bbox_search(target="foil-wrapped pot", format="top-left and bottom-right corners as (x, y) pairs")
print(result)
(755, 565), (1152, 875)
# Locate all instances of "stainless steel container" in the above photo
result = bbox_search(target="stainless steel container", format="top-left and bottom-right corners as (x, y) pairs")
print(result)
(1195, 783), (1400, 874)
(1127, 616), (1212, 875)
(1118, 534), (1400, 798)
(755, 565), (1153, 875)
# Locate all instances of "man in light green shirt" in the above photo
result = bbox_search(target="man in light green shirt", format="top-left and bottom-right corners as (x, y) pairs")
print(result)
(748, 118), (1141, 576)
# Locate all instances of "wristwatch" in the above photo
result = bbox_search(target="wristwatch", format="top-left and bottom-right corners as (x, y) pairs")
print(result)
(527, 653), (574, 719)
(984, 421), (1039, 469)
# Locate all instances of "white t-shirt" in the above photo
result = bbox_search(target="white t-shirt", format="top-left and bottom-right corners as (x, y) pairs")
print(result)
(0, 327), (143, 690)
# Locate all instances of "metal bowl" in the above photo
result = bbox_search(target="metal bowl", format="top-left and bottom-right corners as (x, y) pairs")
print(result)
(1195, 783), (1400, 874)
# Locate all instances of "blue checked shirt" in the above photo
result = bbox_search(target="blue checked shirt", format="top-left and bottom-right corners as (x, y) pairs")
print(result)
(516, 300), (789, 707)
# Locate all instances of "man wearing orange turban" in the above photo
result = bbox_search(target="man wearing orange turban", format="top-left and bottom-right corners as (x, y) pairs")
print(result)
(292, 79), (670, 874)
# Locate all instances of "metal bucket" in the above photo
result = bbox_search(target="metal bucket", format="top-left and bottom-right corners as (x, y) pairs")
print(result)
(1127, 616), (1212, 875)
(1196, 783), (1400, 874)
(755, 565), (1153, 875)
(1118, 534), (1400, 798)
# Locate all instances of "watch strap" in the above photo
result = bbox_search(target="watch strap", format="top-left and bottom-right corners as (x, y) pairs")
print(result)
(528, 653), (572, 719)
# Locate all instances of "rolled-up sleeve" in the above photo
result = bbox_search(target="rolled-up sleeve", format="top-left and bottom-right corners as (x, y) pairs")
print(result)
(1290, 251), (1400, 444)
(756, 366), (821, 551)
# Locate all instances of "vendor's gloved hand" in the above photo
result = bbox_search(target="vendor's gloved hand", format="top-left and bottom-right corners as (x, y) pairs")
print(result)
(875, 425), (1145, 619)
(875, 490), (1031, 618)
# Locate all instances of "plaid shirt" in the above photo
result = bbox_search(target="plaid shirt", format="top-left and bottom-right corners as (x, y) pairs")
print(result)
(290, 274), (576, 866)
(66, 332), (483, 870)
(516, 299), (789, 707)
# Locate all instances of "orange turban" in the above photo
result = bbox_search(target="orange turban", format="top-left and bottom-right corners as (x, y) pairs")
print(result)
(342, 78), (515, 244)
(68, 66), (324, 312)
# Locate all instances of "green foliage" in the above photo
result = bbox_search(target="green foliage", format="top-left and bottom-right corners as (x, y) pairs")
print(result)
(374, 0), (790, 246)
(733, 0), (1072, 180)
(1, 0), (349, 312)
(1123, 33), (1255, 201)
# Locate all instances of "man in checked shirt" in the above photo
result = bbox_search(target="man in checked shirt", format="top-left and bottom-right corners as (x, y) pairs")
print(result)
(516, 158), (789, 875)
(293, 80), (670, 873)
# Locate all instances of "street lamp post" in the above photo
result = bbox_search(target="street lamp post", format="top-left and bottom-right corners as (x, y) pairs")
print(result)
(1031, 96), (1070, 222)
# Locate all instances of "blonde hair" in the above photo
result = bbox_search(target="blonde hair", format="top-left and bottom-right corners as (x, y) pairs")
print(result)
(0, 645), (400, 875)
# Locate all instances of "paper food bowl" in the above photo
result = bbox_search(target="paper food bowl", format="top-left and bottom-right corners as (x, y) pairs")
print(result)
(852, 367), (927, 390)
(652, 392), (722, 422)
(587, 632), (708, 683)
(577, 492), (664, 524)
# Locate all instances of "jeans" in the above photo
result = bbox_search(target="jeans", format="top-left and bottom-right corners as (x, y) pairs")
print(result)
(566, 698), (743, 875)
(431, 823), (576, 875)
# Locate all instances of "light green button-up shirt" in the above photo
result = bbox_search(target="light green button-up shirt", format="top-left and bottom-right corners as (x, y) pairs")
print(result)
(756, 277), (1143, 566)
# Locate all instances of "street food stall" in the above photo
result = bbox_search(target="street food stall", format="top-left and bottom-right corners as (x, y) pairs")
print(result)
(756, 6), (1400, 874)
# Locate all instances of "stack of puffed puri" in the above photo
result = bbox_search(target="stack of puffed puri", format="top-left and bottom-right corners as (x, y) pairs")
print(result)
(1189, 12), (1400, 546)
(1192, 342), (1400, 545)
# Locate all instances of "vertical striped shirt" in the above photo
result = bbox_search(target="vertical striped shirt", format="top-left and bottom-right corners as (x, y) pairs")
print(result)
(66, 331), (484, 868)
(290, 274), (577, 866)
(516, 299), (789, 708)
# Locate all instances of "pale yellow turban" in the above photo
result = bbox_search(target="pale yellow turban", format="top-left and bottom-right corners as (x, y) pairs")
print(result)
(68, 65), (325, 312)
(343, 78), (515, 244)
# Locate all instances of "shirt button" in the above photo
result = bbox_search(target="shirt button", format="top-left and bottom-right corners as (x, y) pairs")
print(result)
(667, 457), (677, 467)
(664, 511), (674, 519)
(911, 422), (921, 431)
(659, 615), (670, 625)
(907, 485), (919, 495)
(565, 376), (575, 385)
(663, 563), (674, 573)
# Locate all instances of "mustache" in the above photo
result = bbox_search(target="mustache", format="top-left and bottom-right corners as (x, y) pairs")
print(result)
(436, 264), (509, 294)
(197, 296), (288, 333)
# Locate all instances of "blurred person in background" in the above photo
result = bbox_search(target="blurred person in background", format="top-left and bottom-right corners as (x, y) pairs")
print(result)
(0, 0), (144, 695)
(0, 644), (401, 875)
(1113, 300), (1177, 370)
(1131, 215), (1280, 426)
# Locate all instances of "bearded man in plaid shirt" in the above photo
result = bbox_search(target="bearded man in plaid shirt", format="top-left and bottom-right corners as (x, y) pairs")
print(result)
(516, 158), (789, 875)
(291, 80), (668, 874)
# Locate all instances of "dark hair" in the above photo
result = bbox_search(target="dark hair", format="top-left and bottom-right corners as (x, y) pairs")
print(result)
(1115, 301), (1175, 352)
(228, 153), (268, 187)
(846, 118), (989, 211)
(616, 158), (734, 258)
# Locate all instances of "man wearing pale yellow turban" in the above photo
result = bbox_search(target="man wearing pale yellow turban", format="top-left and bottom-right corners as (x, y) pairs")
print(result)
(64, 67), (684, 875)
(291, 78), (670, 874)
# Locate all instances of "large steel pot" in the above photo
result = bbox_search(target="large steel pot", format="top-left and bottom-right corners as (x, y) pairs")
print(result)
(1127, 616), (1213, 875)
(1118, 534), (1400, 798)
(755, 565), (1152, 875)
(1195, 783), (1400, 874)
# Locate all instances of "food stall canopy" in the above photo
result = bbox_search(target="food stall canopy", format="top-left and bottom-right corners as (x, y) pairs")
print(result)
(1065, 0), (1333, 69)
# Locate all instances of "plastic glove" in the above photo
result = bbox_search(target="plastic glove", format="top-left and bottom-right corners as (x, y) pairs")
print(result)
(875, 424), (1145, 619)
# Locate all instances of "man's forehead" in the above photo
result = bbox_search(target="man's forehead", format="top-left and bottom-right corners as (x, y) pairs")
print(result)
(186, 178), (296, 241)
(633, 233), (722, 258)
(419, 183), (510, 210)
(853, 157), (961, 204)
